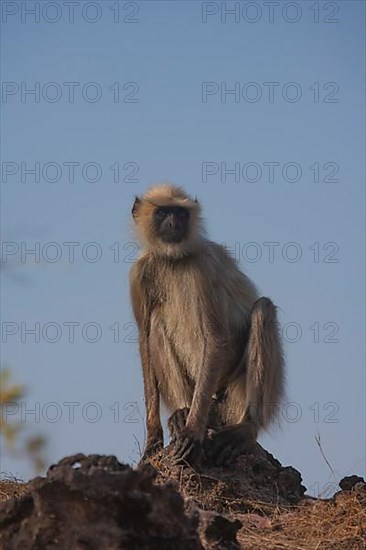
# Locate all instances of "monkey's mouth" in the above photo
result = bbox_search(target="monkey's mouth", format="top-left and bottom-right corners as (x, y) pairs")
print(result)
(160, 233), (185, 244)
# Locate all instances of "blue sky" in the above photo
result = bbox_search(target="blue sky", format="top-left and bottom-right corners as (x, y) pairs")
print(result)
(1, 1), (365, 495)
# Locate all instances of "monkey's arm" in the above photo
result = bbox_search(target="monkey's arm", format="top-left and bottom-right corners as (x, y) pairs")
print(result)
(172, 285), (228, 463)
(130, 267), (163, 460)
(172, 335), (225, 463)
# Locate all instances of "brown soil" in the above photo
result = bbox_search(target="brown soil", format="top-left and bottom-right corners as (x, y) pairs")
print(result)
(0, 445), (365, 549)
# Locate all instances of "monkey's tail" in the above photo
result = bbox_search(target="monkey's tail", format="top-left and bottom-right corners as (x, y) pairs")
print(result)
(244, 297), (285, 430)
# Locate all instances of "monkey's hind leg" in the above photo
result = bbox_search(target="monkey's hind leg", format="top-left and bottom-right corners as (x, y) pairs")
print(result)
(206, 297), (285, 466)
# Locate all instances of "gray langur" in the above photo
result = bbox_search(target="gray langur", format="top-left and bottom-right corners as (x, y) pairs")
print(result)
(130, 184), (285, 465)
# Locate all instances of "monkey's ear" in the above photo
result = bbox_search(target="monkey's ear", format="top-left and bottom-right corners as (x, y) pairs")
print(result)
(194, 196), (198, 203)
(132, 196), (141, 219)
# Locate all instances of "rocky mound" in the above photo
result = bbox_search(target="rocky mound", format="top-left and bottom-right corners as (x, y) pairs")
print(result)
(150, 442), (306, 513)
(0, 447), (365, 549)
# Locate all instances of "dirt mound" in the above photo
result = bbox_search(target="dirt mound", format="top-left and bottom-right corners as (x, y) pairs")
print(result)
(150, 442), (306, 514)
(0, 448), (365, 549)
(0, 454), (202, 550)
(0, 453), (241, 550)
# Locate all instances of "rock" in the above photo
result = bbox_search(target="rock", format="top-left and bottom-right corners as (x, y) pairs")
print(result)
(236, 513), (272, 529)
(339, 475), (365, 492)
(0, 447), (308, 549)
(198, 510), (242, 549)
(149, 442), (306, 514)
(0, 453), (203, 550)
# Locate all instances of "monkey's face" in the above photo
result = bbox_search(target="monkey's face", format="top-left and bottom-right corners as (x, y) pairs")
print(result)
(153, 206), (190, 244)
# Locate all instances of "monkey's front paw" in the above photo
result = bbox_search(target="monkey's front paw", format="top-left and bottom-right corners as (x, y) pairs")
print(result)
(205, 423), (257, 467)
(172, 428), (202, 465)
(167, 408), (190, 440)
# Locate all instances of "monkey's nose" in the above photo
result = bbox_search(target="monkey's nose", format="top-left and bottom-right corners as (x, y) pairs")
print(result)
(167, 215), (176, 228)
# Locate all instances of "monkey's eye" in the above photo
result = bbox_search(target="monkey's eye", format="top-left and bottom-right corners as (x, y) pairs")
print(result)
(155, 209), (167, 219)
(176, 208), (189, 220)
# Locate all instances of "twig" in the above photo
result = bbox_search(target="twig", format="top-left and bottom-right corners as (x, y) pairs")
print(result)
(315, 433), (335, 478)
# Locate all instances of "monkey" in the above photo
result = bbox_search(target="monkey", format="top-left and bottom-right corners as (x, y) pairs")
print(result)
(129, 184), (285, 466)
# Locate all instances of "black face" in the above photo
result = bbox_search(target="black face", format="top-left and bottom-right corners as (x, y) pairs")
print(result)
(154, 206), (190, 243)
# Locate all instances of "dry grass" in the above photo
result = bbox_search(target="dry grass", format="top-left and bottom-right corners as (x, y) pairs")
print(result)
(148, 450), (366, 548)
(237, 490), (366, 549)
(0, 478), (29, 503)
(1, 457), (365, 549)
